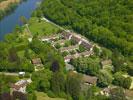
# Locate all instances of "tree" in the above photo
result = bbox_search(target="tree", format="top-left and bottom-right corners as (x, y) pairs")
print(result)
(98, 70), (113, 87)
(20, 16), (27, 25)
(51, 60), (60, 72)
(55, 43), (61, 49)
(111, 51), (127, 72)
(123, 77), (132, 89)
(24, 48), (30, 59)
(128, 67), (133, 76)
(51, 72), (65, 95)
(110, 87), (127, 100)
(66, 72), (81, 100)
(79, 45), (86, 53)
(31, 69), (52, 92)
(100, 48), (112, 60)
(8, 47), (20, 63)
(71, 57), (100, 76)
(113, 72), (132, 89)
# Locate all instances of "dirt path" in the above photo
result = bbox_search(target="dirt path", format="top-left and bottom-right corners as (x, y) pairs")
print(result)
(0, 72), (18, 76)
(0, 0), (20, 10)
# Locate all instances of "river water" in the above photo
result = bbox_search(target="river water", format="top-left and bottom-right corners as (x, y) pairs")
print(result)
(0, 0), (41, 40)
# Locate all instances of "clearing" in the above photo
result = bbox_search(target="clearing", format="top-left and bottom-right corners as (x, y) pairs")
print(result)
(29, 17), (60, 36)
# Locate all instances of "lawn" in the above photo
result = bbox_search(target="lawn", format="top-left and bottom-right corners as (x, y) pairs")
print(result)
(35, 91), (66, 100)
(29, 17), (60, 36)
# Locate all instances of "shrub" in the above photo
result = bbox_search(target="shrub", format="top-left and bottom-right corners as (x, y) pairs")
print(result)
(24, 72), (30, 78)
(47, 91), (56, 98)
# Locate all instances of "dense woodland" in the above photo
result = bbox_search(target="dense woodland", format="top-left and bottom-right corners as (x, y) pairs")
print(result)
(34, 0), (133, 61)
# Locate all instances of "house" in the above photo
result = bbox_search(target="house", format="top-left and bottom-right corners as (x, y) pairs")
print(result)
(60, 45), (79, 52)
(125, 90), (133, 99)
(82, 75), (98, 85)
(41, 34), (60, 42)
(31, 58), (43, 67)
(61, 32), (72, 40)
(64, 55), (73, 62)
(101, 60), (112, 67)
(71, 35), (82, 44)
(80, 51), (93, 57)
(10, 80), (29, 94)
(65, 63), (74, 71)
(100, 86), (119, 97)
(31, 58), (43, 71)
(64, 51), (93, 62)
(100, 87), (111, 96)
(54, 39), (66, 45)
(81, 41), (93, 51)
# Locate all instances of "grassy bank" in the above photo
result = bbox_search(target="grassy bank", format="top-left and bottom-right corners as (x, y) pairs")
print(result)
(35, 91), (66, 100)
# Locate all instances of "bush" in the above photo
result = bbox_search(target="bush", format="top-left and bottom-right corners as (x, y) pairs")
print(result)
(62, 51), (69, 57)
(58, 92), (67, 98)
(79, 45), (86, 53)
(47, 91), (56, 98)
(113, 72), (132, 89)
(55, 43), (61, 49)
(24, 72), (31, 78)
(70, 50), (76, 55)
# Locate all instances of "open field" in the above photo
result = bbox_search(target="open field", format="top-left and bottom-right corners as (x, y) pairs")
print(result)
(36, 91), (66, 100)
(29, 17), (60, 36)
(0, 0), (19, 10)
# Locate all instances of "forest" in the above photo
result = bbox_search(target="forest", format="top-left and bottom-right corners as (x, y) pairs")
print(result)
(34, 0), (133, 62)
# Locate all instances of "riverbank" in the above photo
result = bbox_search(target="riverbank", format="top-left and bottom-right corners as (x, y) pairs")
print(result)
(0, 0), (40, 40)
(0, 0), (20, 20)
(0, 0), (20, 10)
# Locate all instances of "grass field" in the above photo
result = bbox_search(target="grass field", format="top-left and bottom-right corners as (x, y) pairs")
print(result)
(29, 17), (60, 36)
(35, 91), (66, 100)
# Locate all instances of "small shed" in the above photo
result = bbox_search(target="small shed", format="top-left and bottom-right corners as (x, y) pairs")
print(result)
(31, 58), (43, 66)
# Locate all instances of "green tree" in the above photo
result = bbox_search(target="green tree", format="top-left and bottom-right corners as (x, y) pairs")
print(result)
(98, 70), (113, 87)
(110, 87), (127, 100)
(66, 72), (81, 100)
(51, 72), (65, 95)
(20, 16), (27, 25)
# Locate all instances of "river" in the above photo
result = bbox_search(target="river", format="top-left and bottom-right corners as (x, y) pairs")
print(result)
(0, 0), (41, 40)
